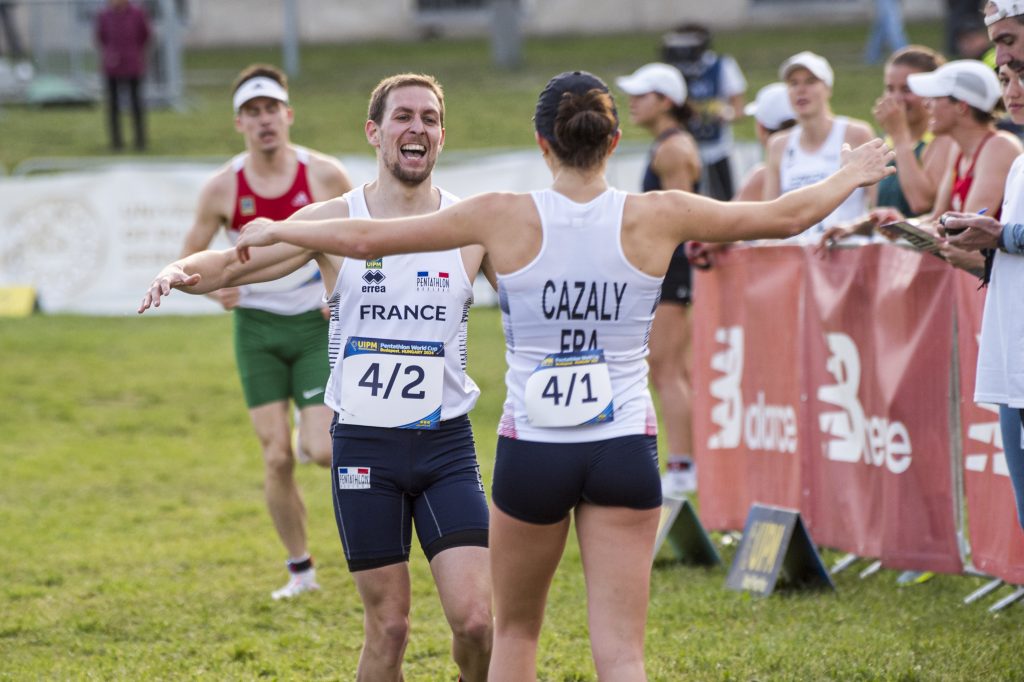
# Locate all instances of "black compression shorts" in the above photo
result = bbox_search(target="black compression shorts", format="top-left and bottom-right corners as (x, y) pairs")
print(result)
(330, 414), (489, 572)
(491, 434), (661, 524)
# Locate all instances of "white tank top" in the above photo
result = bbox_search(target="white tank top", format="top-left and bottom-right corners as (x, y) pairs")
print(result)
(226, 148), (325, 315)
(976, 156), (1024, 408)
(779, 117), (868, 243)
(497, 188), (661, 443)
(324, 185), (479, 427)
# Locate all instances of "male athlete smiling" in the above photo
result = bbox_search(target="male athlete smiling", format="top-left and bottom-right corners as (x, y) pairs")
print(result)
(141, 73), (493, 682)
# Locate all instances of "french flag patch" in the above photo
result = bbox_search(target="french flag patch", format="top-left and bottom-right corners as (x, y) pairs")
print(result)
(337, 466), (371, 490)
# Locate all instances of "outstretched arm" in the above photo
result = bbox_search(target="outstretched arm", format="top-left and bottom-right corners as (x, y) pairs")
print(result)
(236, 193), (500, 263)
(142, 197), (350, 314)
(670, 138), (896, 244)
(138, 243), (314, 313)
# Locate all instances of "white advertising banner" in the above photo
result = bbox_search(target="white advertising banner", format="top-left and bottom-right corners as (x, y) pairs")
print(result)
(0, 149), (654, 315)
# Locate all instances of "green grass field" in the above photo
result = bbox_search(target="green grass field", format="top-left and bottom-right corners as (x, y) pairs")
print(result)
(3, 18), (1023, 681)
(1, 311), (1022, 680)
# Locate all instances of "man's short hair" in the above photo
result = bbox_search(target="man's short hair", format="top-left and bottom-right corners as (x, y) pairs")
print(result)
(232, 64), (288, 96)
(367, 74), (445, 126)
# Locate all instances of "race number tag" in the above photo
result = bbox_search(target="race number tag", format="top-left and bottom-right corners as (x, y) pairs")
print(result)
(338, 336), (444, 429)
(524, 349), (614, 427)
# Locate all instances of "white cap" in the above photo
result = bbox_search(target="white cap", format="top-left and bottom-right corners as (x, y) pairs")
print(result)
(743, 82), (796, 130)
(906, 59), (1002, 112)
(985, 0), (1024, 26)
(778, 51), (834, 88)
(232, 76), (289, 113)
(616, 63), (688, 106)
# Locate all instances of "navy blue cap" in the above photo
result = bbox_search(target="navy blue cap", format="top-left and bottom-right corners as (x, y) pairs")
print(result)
(533, 70), (618, 143)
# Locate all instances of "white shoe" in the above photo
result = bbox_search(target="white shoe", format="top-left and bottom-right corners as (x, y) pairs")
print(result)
(271, 568), (320, 600)
(292, 408), (311, 464)
(661, 468), (696, 498)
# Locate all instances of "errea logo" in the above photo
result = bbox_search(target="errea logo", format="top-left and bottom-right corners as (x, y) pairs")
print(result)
(817, 333), (912, 474)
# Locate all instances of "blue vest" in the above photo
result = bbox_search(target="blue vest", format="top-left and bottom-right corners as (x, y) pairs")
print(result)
(677, 55), (724, 144)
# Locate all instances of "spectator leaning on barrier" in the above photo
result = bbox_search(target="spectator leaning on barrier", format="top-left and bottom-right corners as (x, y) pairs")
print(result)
(940, 0), (1024, 533)
(95, 0), (151, 151)
(816, 46), (956, 251)
(906, 59), (1020, 223)
(616, 62), (702, 498)
(883, 59), (1021, 273)
(874, 46), (955, 218)
(763, 51), (877, 243)
(661, 23), (747, 200)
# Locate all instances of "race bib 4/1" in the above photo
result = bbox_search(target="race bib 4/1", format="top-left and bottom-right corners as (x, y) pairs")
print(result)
(338, 336), (445, 429)
(524, 349), (614, 427)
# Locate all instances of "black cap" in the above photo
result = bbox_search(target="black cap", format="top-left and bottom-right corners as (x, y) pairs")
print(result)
(533, 70), (618, 143)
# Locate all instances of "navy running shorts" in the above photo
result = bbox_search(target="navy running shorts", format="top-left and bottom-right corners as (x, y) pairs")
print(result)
(492, 434), (662, 525)
(660, 251), (693, 306)
(331, 414), (489, 572)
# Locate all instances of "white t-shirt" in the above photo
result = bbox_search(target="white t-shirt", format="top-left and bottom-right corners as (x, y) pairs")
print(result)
(975, 155), (1024, 408)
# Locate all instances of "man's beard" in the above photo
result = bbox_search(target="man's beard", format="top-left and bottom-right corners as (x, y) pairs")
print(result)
(386, 154), (434, 186)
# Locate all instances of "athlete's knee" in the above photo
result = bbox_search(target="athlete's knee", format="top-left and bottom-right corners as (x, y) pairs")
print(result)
(450, 604), (493, 649)
(261, 443), (295, 478)
(364, 612), (410, 658)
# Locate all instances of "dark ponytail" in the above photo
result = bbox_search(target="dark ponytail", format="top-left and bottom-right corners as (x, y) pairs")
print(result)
(550, 89), (618, 170)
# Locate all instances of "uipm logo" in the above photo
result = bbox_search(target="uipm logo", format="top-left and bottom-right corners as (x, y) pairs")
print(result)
(707, 326), (797, 454)
(816, 332), (912, 474)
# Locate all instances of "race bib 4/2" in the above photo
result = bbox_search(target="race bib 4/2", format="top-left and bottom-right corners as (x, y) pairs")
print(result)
(338, 336), (445, 429)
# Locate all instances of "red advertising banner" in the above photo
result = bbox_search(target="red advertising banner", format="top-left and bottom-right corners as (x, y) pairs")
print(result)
(692, 246), (804, 531)
(802, 245), (961, 573)
(693, 245), (962, 574)
(954, 270), (1024, 584)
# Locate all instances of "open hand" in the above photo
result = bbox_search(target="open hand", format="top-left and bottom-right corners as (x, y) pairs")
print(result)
(138, 266), (201, 314)
(840, 139), (897, 187)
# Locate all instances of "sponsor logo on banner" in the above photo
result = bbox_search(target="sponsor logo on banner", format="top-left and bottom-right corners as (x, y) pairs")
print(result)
(707, 326), (798, 454)
(337, 466), (371, 490)
(964, 402), (1008, 476)
(816, 333), (912, 474)
(416, 270), (450, 292)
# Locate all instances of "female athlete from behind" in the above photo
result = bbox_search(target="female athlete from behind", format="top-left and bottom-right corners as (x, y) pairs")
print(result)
(232, 71), (894, 681)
